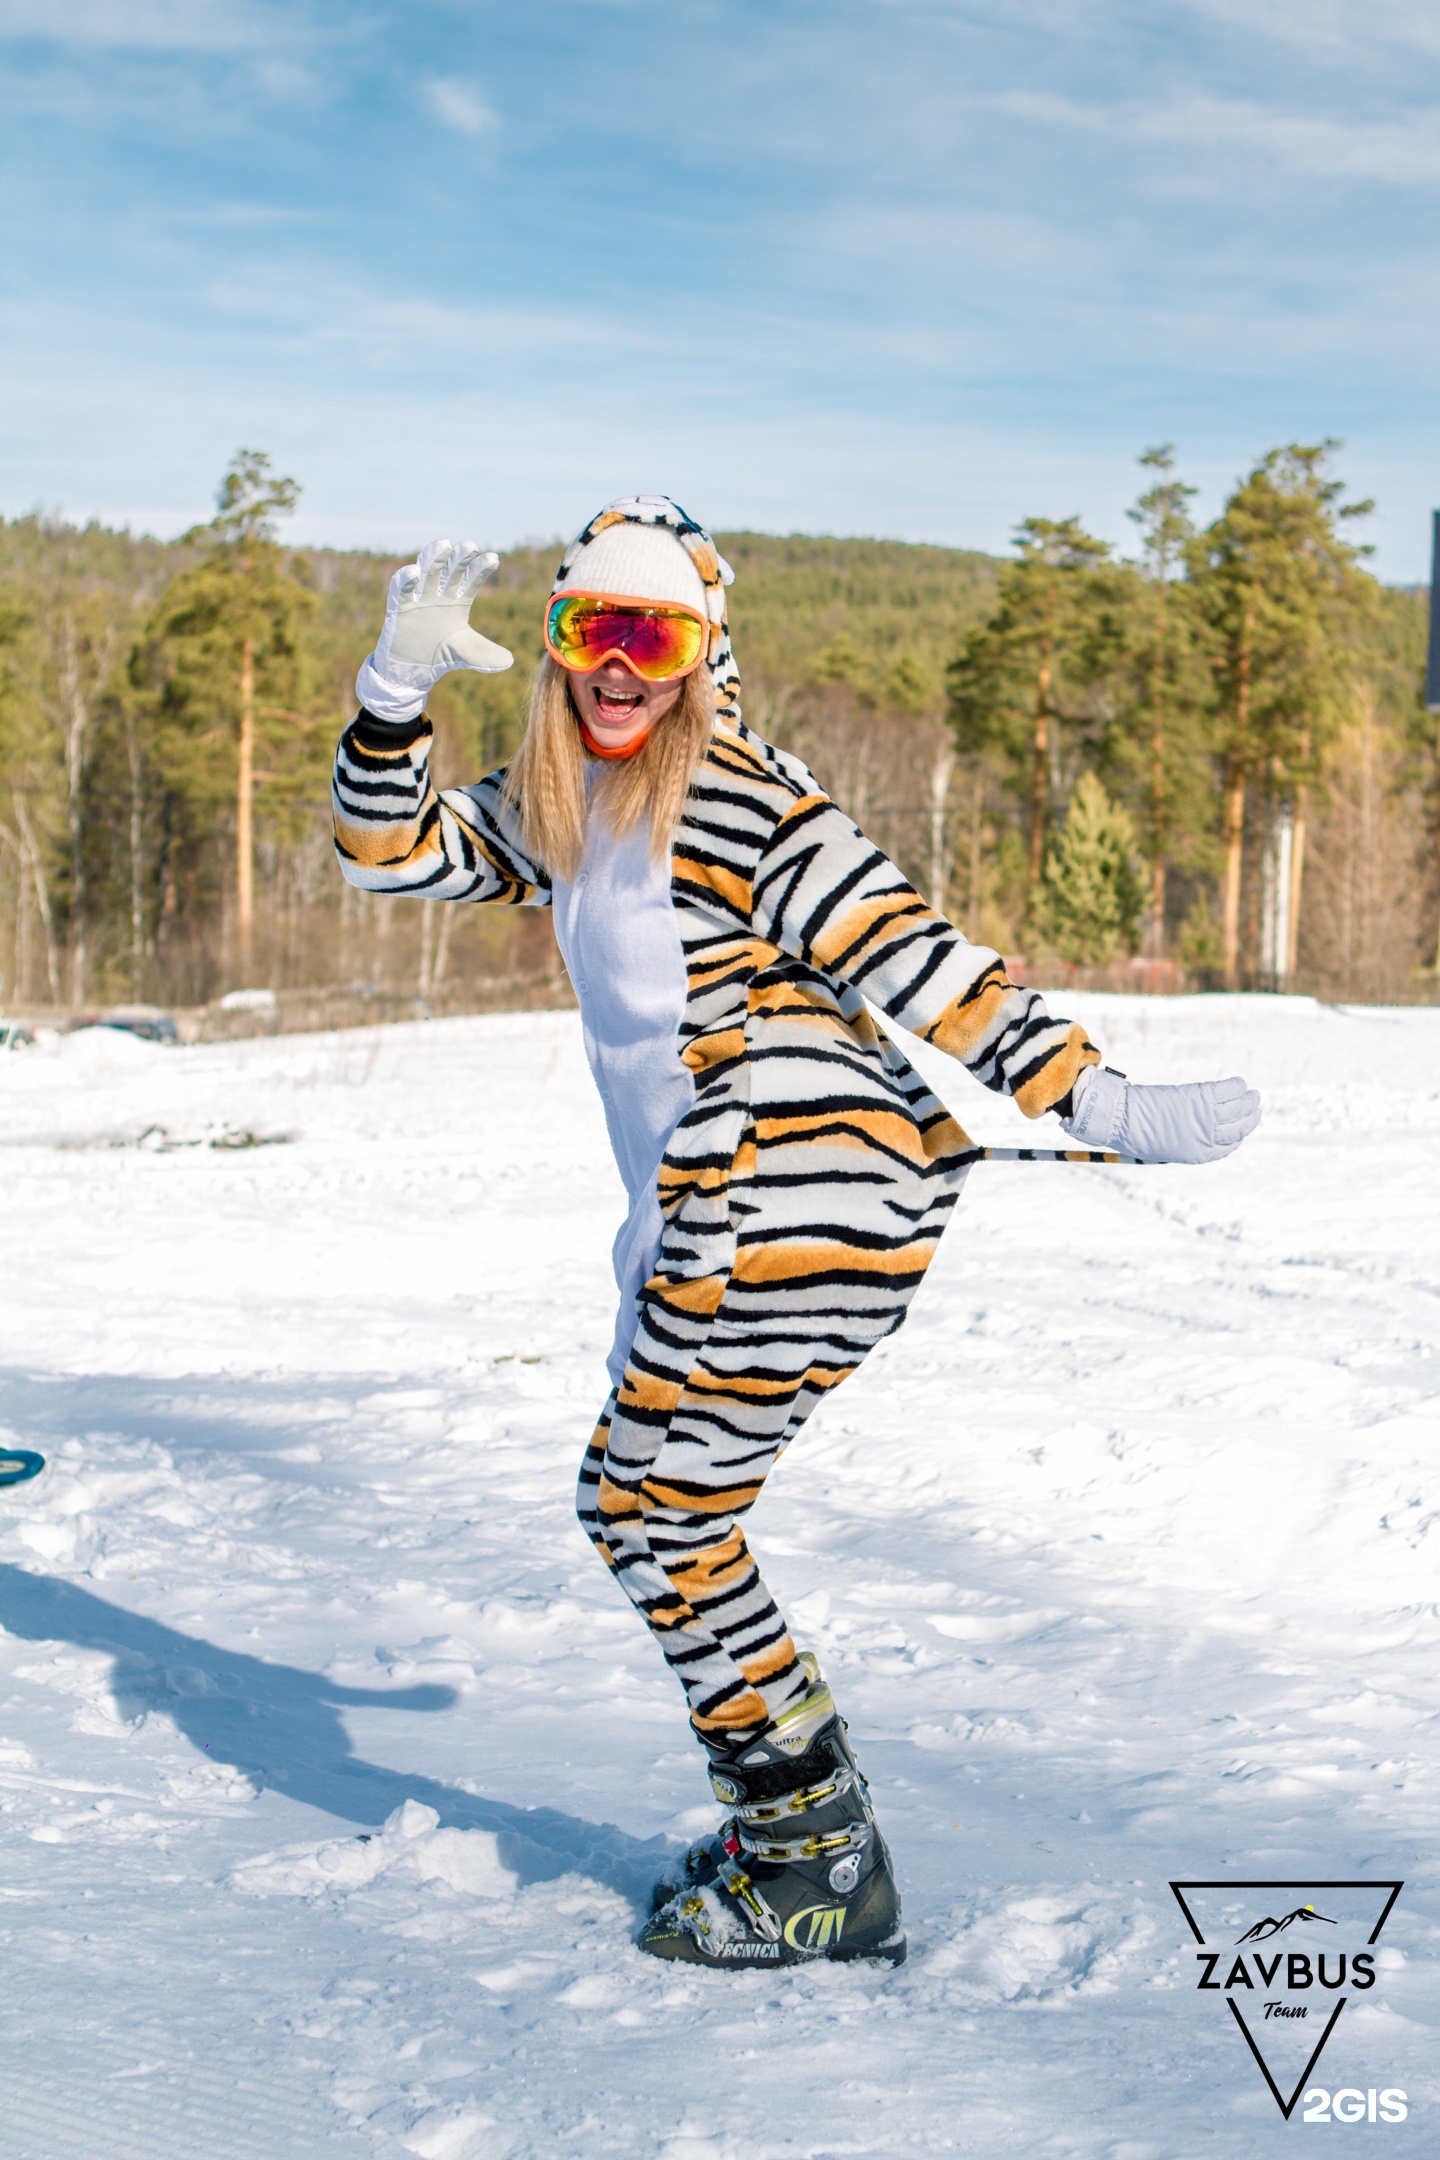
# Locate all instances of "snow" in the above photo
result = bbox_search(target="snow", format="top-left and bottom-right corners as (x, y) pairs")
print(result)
(0, 994), (1437, 2158)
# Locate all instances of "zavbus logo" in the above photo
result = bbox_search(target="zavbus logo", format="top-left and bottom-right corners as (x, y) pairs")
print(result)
(1170, 1879), (1404, 2121)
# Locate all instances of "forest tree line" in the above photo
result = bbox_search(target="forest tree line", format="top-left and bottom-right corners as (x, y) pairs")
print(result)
(0, 444), (1434, 1021)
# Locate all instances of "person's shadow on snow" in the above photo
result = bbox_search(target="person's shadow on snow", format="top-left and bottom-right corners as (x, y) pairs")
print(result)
(0, 1566), (669, 1906)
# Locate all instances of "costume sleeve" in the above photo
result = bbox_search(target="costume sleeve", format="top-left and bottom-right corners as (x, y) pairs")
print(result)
(750, 786), (1098, 1117)
(332, 711), (551, 906)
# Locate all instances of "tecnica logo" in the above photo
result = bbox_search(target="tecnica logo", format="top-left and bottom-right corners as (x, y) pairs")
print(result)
(1170, 1879), (1404, 2120)
(783, 1903), (848, 1952)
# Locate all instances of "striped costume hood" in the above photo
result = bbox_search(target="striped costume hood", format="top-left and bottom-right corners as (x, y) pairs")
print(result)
(552, 496), (741, 726)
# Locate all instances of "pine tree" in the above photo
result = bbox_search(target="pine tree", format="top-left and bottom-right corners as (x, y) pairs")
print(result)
(1037, 772), (1146, 966)
(1124, 446), (1202, 955)
(136, 452), (318, 980)
(1190, 444), (1373, 987)
(947, 517), (1121, 925)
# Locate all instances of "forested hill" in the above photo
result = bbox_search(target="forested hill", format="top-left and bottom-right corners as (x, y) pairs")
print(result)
(0, 462), (1433, 1022)
(424, 527), (1002, 748)
(0, 513), (1000, 743)
(0, 513), (1003, 1017)
(715, 532), (1000, 714)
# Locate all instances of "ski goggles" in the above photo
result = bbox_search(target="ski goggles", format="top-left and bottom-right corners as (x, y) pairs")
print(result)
(544, 590), (708, 682)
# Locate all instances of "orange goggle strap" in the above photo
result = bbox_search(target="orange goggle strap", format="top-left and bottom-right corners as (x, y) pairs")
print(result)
(578, 719), (652, 761)
(544, 590), (707, 680)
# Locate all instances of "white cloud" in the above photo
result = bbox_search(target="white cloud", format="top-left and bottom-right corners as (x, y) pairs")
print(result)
(423, 77), (497, 137)
(193, 271), (663, 364)
(0, 0), (290, 50)
(803, 201), (1102, 282)
(872, 0), (1440, 61)
(993, 89), (1440, 187)
(1177, 0), (1440, 60)
(1144, 97), (1440, 186)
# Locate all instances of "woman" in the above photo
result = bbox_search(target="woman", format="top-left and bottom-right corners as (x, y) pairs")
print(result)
(333, 495), (1259, 1969)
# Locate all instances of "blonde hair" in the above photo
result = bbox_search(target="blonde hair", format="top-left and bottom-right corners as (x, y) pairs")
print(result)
(501, 656), (717, 881)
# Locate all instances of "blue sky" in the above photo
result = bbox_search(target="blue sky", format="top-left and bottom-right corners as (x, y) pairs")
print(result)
(1, 0), (1437, 576)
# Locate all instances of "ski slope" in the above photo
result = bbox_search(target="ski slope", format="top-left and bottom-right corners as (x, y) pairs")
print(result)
(0, 995), (1436, 2159)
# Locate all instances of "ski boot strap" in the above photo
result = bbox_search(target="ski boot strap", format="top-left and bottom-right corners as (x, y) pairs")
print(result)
(729, 1762), (857, 1823)
(738, 1819), (874, 1867)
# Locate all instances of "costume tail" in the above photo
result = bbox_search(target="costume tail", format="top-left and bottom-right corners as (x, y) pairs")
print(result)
(959, 1146), (1144, 1166)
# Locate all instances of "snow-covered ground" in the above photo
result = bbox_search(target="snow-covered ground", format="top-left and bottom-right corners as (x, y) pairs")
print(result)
(0, 994), (1436, 2160)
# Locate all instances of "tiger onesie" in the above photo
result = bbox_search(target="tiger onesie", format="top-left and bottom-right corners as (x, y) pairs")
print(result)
(332, 495), (1101, 1967)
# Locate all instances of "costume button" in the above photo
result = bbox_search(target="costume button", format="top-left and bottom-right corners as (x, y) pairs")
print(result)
(577, 982), (589, 994)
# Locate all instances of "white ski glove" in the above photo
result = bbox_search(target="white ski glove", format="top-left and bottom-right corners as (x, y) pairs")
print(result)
(1061, 1064), (1261, 1164)
(356, 538), (513, 723)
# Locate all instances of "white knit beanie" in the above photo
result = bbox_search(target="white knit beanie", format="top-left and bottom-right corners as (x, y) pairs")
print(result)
(559, 521), (708, 614)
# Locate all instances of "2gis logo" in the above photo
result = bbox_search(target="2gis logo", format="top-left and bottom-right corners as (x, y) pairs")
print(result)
(1169, 1879), (1404, 2122)
(1301, 2088), (1407, 2124)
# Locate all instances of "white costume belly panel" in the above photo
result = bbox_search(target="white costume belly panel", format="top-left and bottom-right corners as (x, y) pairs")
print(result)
(551, 796), (694, 1388)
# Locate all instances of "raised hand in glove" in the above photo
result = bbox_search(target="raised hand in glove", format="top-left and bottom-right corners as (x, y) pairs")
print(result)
(1061, 1065), (1261, 1165)
(356, 538), (513, 722)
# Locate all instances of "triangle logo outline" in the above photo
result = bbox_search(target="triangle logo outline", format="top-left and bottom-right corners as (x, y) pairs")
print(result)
(1168, 1878), (1404, 2120)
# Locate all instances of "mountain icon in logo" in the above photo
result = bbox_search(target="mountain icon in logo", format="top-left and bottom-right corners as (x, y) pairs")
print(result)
(1235, 1904), (1337, 1943)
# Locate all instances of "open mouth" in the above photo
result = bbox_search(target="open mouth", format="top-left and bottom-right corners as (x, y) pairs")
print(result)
(594, 686), (645, 721)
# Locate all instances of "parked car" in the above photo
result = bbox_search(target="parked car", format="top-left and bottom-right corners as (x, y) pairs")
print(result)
(70, 1007), (179, 1045)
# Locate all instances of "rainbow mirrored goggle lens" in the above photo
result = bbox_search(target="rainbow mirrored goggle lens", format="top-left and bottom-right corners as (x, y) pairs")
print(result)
(544, 591), (707, 682)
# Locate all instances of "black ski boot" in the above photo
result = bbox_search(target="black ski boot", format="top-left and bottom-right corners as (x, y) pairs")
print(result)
(639, 1661), (904, 1968)
(646, 1653), (828, 1915)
